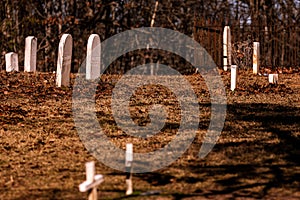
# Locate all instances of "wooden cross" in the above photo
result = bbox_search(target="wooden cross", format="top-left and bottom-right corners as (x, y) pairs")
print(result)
(125, 143), (133, 195)
(150, 1), (159, 27)
(79, 161), (104, 200)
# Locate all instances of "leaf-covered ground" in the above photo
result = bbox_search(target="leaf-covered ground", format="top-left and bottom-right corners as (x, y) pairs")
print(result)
(0, 69), (299, 199)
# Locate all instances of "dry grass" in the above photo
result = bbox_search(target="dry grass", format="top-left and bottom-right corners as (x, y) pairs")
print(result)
(0, 69), (299, 199)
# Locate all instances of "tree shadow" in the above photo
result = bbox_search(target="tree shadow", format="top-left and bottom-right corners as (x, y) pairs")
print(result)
(137, 103), (300, 199)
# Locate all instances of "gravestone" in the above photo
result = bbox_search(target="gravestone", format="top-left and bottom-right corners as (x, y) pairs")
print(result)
(125, 143), (133, 195)
(24, 36), (37, 72)
(79, 161), (104, 200)
(268, 74), (278, 84)
(253, 42), (260, 74)
(56, 34), (72, 87)
(5, 52), (19, 72)
(231, 65), (238, 91)
(223, 26), (232, 71)
(86, 34), (101, 80)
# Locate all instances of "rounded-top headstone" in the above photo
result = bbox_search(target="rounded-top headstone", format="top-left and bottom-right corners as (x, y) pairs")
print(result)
(86, 34), (101, 80)
(56, 34), (73, 87)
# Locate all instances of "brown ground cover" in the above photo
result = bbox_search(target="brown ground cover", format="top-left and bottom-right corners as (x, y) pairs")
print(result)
(0, 68), (299, 199)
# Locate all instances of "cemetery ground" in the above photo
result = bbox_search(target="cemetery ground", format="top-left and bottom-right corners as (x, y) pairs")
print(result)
(0, 68), (299, 200)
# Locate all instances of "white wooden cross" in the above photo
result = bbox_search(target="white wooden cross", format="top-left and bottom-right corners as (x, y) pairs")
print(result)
(79, 161), (104, 200)
(125, 143), (133, 195)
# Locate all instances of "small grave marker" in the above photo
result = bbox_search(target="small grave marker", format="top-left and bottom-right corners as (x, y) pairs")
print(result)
(86, 34), (101, 80)
(150, 1), (159, 27)
(56, 34), (73, 87)
(223, 26), (232, 71)
(125, 143), (133, 195)
(253, 42), (260, 75)
(24, 36), (37, 72)
(5, 52), (19, 72)
(79, 161), (104, 200)
(268, 74), (278, 84)
(150, 63), (155, 76)
(231, 65), (238, 91)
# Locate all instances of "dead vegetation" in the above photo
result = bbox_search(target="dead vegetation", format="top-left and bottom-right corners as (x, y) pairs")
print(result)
(0, 69), (299, 199)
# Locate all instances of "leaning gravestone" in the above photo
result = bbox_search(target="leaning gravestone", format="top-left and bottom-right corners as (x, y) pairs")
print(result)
(223, 26), (232, 71)
(56, 34), (72, 87)
(24, 36), (37, 72)
(5, 52), (19, 72)
(86, 34), (101, 80)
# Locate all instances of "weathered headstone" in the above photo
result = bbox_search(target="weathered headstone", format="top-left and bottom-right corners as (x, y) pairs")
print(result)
(223, 26), (232, 71)
(125, 143), (133, 195)
(86, 34), (101, 80)
(268, 74), (278, 84)
(231, 65), (238, 91)
(79, 161), (104, 200)
(24, 36), (37, 72)
(56, 34), (73, 87)
(253, 42), (260, 75)
(5, 52), (19, 72)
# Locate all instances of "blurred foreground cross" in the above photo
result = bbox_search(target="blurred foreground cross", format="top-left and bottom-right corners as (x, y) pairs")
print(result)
(125, 143), (133, 195)
(79, 161), (104, 200)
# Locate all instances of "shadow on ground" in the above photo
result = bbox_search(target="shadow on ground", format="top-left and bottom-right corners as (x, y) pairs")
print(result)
(134, 103), (300, 199)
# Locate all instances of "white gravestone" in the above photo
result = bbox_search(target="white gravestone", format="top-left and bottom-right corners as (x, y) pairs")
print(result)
(56, 34), (73, 87)
(86, 34), (101, 80)
(125, 143), (133, 195)
(24, 36), (37, 72)
(5, 52), (19, 72)
(223, 26), (232, 71)
(231, 65), (238, 91)
(79, 161), (104, 200)
(150, 63), (154, 76)
(268, 74), (278, 84)
(253, 42), (260, 75)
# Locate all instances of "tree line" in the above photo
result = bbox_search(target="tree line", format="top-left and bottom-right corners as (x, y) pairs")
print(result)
(0, 0), (299, 72)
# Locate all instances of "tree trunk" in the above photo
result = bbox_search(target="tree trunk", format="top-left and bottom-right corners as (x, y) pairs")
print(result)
(45, 0), (53, 72)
